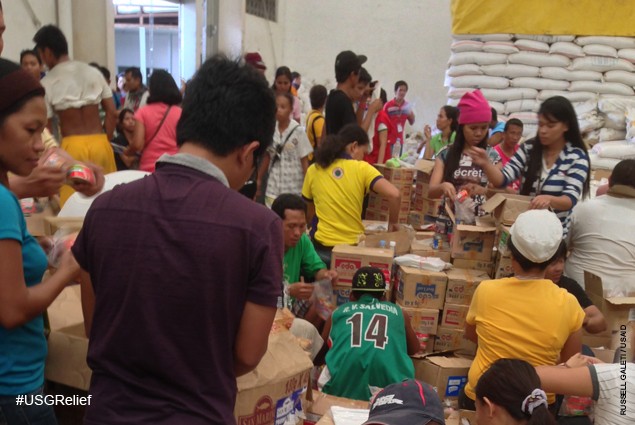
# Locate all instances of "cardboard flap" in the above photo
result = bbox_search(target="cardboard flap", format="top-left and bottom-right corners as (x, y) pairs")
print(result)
(47, 284), (84, 331)
(607, 297), (635, 305)
(414, 159), (435, 174)
(236, 328), (313, 391)
(456, 224), (497, 232)
(363, 229), (414, 256)
(482, 193), (507, 213)
(426, 356), (473, 368)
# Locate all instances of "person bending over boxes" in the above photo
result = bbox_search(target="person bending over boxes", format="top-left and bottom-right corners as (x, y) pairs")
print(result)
(271, 193), (337, 329)
(319, 267), (419, 401)
(459, 210), (585, 412)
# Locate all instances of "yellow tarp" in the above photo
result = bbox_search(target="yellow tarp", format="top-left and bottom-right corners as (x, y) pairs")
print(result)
(452, 0), (635, 36)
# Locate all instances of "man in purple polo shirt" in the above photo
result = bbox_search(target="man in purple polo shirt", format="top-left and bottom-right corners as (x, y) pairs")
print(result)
(72, 54), (282, 425)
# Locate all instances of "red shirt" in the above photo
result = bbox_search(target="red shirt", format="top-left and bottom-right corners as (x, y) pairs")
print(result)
(365, 109), (395, 164)
(383, 98), (410, 144)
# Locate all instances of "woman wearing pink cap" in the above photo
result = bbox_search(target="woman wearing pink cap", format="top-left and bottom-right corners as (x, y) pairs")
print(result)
(428, 90), (500, 219)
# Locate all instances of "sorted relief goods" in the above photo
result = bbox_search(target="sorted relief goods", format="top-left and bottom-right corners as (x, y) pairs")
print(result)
(395, 266), (448, 310)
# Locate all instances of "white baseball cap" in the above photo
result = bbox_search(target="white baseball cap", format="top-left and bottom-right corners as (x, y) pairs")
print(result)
(510, 210), (563, 263)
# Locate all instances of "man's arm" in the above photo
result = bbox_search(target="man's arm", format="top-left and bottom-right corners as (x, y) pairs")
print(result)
(583, 305), (608, 334)
(360, 100), (383, 133)
(234, 301), (276, 376)
(402, 309), (421, 355)
(560, 328), (583, 364)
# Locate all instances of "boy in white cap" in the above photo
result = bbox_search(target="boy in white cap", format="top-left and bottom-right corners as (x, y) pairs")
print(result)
(459, 210), (585, 412)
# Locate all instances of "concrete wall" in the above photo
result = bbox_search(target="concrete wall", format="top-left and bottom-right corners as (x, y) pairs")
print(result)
(2, 0), (57, 62)
(243, 0), (453, 133)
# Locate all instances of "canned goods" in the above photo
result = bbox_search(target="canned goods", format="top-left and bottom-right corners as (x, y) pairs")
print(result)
(457, 189), (469, 203)
(67, 164), (96, 185)
(44, 152), (67, 169)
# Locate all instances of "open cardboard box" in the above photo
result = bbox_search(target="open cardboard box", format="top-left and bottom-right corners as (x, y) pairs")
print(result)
(482, 193), (532, 226)
(362, 226), (415, 256)
(411, 351), (473, 401)
(585, 272), (635, 336)
(445, 205), (496, 262)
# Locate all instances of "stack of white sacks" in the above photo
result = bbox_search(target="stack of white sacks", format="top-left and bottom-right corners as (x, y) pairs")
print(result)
(446, 34), (635, 170)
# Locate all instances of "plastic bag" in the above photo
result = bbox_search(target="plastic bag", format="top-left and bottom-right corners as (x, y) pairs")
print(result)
(454, 190), (476, 224)
(311, 279), (335, 320)
(47, 228), (78, 268)
(394, 254), (451, 272)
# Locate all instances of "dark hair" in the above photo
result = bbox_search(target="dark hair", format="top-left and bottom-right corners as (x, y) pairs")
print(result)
(441, 105), (460, 134)
(442, 123), (488, 184)
(315, 123), (369, 168)
(309, 85), (328, 110)
(118, 107), (134, 124)
(20, 49), (42, 65)
(291, 71), (300, 81)
(508, 236), (556, 272)
(147, 70), (182, 106)
(505, 118), (524, 132)
(125, 67), (143, 84)
(379, 88), (388, 104)
(276, 91), (294, 110)
(490, 107), (498, 122)
(176, 54), (276, 159)
(0, 92), (43, 127)
(476, 359), (556, 425)
(551, 240), (567, 262)
(394, 80), (408, 92)
(358, 67), (372, 85)
(609, 159), (635, 188)
(89, 62), (111, 82)
(271, 193), (307, 220)
(271, 66), (292, 92)
(521, 96), (590, 198)
(33, 25), (69, 58)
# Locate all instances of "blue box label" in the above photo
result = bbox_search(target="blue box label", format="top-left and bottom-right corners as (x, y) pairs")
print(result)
(445, 376), (467, 397)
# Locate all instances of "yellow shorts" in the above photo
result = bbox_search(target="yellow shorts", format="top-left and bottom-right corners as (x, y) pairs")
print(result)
(59, 134), (116, 206)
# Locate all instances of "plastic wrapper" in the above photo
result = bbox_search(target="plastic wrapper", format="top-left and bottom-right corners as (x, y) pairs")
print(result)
(558, 395), (593, 417)
(47, 228), (78, 269)
(454, 192), (476, 224)
(311, 279), (335, 320)
(40, 148), (73, 171)
(394, 254), (451, 272)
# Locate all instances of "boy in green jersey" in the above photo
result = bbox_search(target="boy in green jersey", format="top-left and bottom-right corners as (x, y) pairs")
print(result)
(320, 267), (420, 401)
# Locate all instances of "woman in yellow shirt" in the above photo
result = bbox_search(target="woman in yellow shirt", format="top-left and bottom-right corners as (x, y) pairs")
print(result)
(460, 210), (584, 411)
(302, 124), (400, 264)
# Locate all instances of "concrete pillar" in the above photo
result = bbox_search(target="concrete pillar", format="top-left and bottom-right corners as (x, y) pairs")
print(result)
(206, 0), (245, 59)
(70, 0), (114, 69)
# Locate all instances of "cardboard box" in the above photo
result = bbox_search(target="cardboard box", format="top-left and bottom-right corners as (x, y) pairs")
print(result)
(450, 223), (496, 262)
(412, 354), (472, 400)
(25, 200), (60, 237)
(444, 268), (490, 306)
(592, 168), (612, 181)
(414, 159), (435, 183)
(364, 209), (409, 224)
(451, 259), (494, 277)
(367, 193), (411, 214)
(497, 225), (512, 257)
(434, 326), (477, 355)
(332, 285), (352, 307)
(585, 272), (635, 334)
(410, 239), (452, 263)
(583, 334), (617, 363)
(413, 197), (443, 217)
(396, 266), (447, 309)
(375, 164), (416, 185)
(236, 327), (313, 424)
(363, 229), (415, 256)
(494, 253), (514, 279)
(482, 193), (532, 226)
(331, 245), (394, 286)
(45, 284), (91, 391)
(306, 390), (369, 424)
(402, 307), (440, 335)
(362, 220), (388, 235)
(441, 304), (470, 329)
(460, 410), (478, 425)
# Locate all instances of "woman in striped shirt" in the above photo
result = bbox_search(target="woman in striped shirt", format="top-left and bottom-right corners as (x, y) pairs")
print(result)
(469, 96), (590, 229)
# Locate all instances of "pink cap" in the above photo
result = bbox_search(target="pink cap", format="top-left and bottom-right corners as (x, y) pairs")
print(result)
(457, 90), (492, 125)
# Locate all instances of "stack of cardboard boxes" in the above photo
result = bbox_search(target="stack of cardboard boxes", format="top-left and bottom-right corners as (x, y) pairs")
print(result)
(410, 160), (443, 224)
(365, 165), (415, 224)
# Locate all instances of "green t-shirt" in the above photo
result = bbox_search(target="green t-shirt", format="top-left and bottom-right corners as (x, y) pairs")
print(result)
(323, 294), (415, 400)
(430, 131), (456, 156)
(283, 233), (326, 285)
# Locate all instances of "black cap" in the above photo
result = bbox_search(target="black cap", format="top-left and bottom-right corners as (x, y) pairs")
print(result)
(362, 379), (446, 425)
(352, 266), (386, 292)
(335, 50), (367, 80)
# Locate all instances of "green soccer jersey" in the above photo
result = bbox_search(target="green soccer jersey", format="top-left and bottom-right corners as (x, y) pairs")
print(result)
(323, 294), (415, 401)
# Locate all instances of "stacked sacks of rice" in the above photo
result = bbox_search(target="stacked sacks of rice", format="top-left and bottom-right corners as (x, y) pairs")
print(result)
(446, 34), (635, 151)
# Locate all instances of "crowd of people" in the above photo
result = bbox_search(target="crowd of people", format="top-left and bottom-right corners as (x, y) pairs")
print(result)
(0, 2), (634, 423)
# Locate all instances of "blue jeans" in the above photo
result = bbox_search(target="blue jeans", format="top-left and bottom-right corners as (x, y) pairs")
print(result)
(0, 387), (57, 425)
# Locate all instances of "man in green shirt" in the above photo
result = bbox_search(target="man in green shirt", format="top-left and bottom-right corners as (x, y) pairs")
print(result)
(271, 194), (337, 324)
(319, 267), (420, 401)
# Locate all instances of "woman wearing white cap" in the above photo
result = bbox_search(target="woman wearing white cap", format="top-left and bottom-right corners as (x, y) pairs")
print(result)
(459, 209), (585, 413)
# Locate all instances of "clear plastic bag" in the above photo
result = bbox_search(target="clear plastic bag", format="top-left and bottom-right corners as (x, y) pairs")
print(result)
(47, 228), (78, 268)
(454, 191), (476, 224)
(311, 279), (335, 320)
